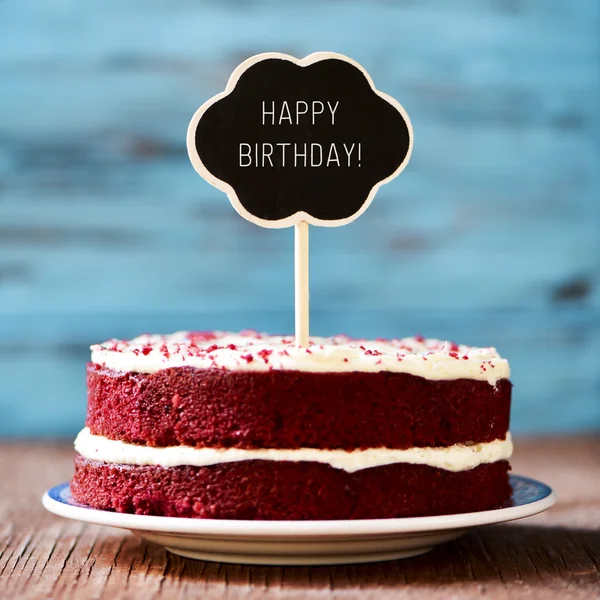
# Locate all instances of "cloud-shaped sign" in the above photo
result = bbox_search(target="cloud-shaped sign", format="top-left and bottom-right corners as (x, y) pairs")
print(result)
(187, 52), (413, 228)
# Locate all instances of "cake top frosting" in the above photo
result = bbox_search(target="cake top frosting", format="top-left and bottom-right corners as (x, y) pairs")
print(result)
(90, 331), (510, 385)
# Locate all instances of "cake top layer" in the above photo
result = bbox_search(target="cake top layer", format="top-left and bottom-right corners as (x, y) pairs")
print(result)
(91, 331), (510, 385)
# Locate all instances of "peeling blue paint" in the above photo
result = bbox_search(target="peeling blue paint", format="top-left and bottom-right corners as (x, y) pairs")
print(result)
(0, 0), (598, 436)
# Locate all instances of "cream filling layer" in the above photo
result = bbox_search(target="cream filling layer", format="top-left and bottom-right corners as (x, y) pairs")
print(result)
(75, 428), (513, 473)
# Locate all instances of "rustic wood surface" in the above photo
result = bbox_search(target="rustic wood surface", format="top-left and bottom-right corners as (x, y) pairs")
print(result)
(0, 436), (598, 599)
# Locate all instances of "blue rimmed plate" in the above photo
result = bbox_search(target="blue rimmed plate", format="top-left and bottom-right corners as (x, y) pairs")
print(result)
(43, 474), (554, 565)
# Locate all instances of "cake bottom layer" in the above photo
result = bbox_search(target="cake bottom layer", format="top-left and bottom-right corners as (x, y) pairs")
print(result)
(72, 456), (511, 520)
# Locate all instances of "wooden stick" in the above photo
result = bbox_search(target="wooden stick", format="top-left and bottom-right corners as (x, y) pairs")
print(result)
(295, 220), (309, 348)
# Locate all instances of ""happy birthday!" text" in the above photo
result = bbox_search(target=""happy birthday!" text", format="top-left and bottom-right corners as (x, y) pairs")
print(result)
(238, 101), (362, 168)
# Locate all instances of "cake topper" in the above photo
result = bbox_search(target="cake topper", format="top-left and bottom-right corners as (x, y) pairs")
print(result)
(188, 52), (413, 347)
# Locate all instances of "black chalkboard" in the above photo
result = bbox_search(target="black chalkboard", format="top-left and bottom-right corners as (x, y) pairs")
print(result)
(187, 52), (412, 228)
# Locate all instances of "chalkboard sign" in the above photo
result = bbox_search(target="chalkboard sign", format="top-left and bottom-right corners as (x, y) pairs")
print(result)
(187, 52), (413, 228)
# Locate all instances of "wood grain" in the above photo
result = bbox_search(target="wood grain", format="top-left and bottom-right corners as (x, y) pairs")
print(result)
(0, 0), (599, 437)
(0, 436), (598, 599)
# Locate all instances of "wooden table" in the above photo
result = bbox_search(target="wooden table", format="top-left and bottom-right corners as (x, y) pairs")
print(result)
(1, 437), (598, 599)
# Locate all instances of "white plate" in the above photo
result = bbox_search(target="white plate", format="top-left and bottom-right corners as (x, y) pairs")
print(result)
(43, 474), (554, 565)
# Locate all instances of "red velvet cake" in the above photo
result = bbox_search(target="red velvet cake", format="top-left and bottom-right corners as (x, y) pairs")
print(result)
(71, 331), (513, 520)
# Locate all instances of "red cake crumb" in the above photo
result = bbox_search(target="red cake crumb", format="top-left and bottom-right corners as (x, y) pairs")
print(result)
(189, 331), (218, 342)
(72, 456), (511, 520)
(85, 364), (511, 450)
(257, 348), (273, 363)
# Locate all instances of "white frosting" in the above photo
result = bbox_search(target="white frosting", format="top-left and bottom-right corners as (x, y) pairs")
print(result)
(91, 331), (510, 385)
(74, 428), (513, 474)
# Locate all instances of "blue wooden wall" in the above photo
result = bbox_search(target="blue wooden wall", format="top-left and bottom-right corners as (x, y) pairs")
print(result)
(1, 0), (598, 438)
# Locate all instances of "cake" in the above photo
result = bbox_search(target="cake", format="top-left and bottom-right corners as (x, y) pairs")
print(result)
(71, 330), (512, 520)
